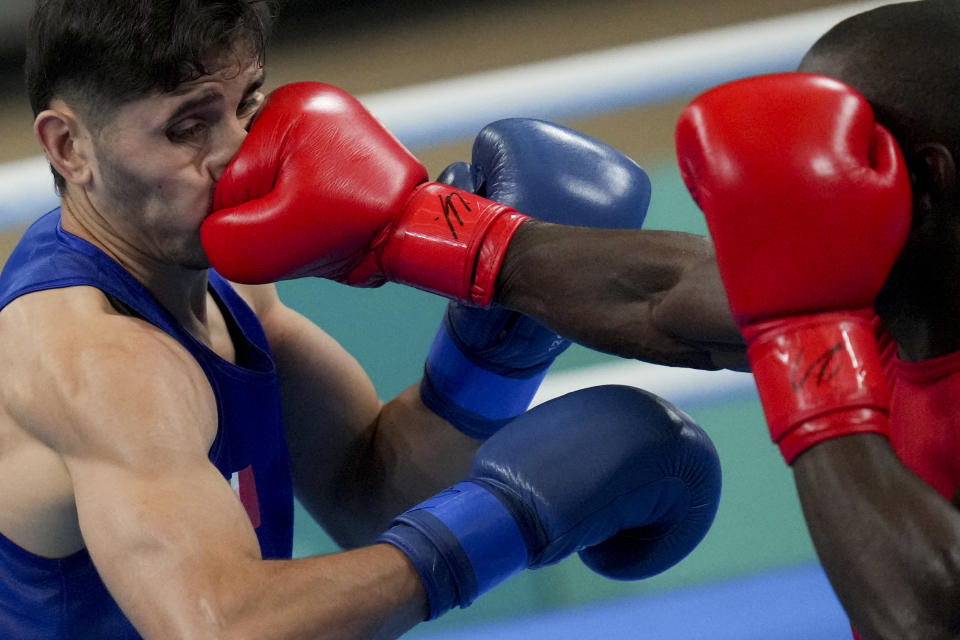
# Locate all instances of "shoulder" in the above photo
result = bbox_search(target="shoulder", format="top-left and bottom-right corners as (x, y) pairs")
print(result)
(0, 286), (217, 460)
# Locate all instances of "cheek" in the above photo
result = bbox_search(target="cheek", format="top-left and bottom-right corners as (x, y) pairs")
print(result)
(98, 151), (155, 206)
(100, 148), (212, 219)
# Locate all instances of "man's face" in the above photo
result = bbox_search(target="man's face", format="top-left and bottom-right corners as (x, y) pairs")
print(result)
(83, 54), (265, 269)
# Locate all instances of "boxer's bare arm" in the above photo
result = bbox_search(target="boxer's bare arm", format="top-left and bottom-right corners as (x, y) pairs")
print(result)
(0, 287), (426, 640)
(238, 283), (480, 548)
(792, 436), (960, 639)
(496, 222), (749, 371)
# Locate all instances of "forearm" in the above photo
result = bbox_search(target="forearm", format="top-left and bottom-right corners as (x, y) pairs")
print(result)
(793, 435), (960, 639)
(211, 544), (426, 640)
(319, 385), (480, 548)
(495, 221), (747, 369)
(73, 452), (428, 640)
(266, 304), (479, 548)
(118, 540), (425, 640)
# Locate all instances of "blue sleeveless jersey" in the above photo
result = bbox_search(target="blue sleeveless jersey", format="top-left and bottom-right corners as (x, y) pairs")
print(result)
(0, 209), (294, 638)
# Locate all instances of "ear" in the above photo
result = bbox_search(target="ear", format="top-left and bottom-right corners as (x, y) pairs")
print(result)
(910, 142), (957, 210)
(33, 103), (95, 187)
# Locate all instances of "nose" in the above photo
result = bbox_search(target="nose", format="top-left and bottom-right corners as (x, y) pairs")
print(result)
(208, 117), (249, 183)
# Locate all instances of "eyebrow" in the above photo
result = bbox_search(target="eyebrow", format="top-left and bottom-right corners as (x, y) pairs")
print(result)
(164, 72), (267, 125)
(164, 90), (224, 126)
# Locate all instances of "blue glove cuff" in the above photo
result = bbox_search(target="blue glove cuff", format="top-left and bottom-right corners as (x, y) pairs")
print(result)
(376, 481), (530, 619)
(422, 323), (549, 438)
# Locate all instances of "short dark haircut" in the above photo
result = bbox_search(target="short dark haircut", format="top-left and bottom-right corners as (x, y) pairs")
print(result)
(799, 0), (960, 163)
(26, 0), (274, 193)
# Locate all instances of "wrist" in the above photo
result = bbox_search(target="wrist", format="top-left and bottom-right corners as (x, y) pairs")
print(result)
(745, 312), (891, 463)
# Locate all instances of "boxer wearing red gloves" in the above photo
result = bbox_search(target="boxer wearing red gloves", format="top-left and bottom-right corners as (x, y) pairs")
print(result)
(676, 2), (960, 631)
(22, 0), (957, 637)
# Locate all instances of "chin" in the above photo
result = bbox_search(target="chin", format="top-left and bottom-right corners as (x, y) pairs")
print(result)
(185, 251), (213, 270)
(185, 259), (213, 272)
(176, 244), (213, 271)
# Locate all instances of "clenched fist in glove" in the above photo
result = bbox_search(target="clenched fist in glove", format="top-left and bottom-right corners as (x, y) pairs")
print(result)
(676, 72), (912, 463)
(203, 82), (530, 306)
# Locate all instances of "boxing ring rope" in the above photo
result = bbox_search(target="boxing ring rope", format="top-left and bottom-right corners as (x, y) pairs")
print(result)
(361, 0), (890, 149)
(0, 0), (891, 231)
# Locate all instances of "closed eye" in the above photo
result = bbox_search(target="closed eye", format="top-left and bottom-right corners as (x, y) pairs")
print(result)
(168, 120), (211, 144)
(239, 92), (264, 117)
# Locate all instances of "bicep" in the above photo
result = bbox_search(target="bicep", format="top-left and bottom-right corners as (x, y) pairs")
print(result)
(243, 285), (381, 434)
(66, 449), (261, 638)
(235, 284), (383, 491)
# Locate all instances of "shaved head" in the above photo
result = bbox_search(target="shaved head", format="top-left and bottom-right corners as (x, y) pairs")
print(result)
(805, 3), (960, 337)
(800, 1), (960, 158)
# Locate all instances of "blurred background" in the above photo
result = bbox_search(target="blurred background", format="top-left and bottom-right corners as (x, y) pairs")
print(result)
(0, 1), (894, 638)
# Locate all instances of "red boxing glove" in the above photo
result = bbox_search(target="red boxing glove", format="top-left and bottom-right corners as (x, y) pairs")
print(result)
(202, 82), (529, 306)
(676, 72), (912, 463)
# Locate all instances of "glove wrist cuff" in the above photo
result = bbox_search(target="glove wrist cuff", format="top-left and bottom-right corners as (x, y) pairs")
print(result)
(777, 408), (890, 463)
(376, 481), (530, 619)
(421, 321), (549, 438)
(745, 312), (891, 463)
(380, 183), (530, 305)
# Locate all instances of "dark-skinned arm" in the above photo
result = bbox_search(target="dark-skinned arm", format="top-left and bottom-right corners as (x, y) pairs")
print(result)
(494, 220), (749, 371)
(793, 435), (960, 640)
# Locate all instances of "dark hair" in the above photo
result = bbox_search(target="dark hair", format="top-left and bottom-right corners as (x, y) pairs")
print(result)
(25, 0), (274, 193)
(799, 0), (960, 163)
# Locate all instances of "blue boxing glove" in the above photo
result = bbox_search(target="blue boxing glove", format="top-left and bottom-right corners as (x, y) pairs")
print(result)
(378, 385), (721, 619)
(421, 119), (652, 438)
